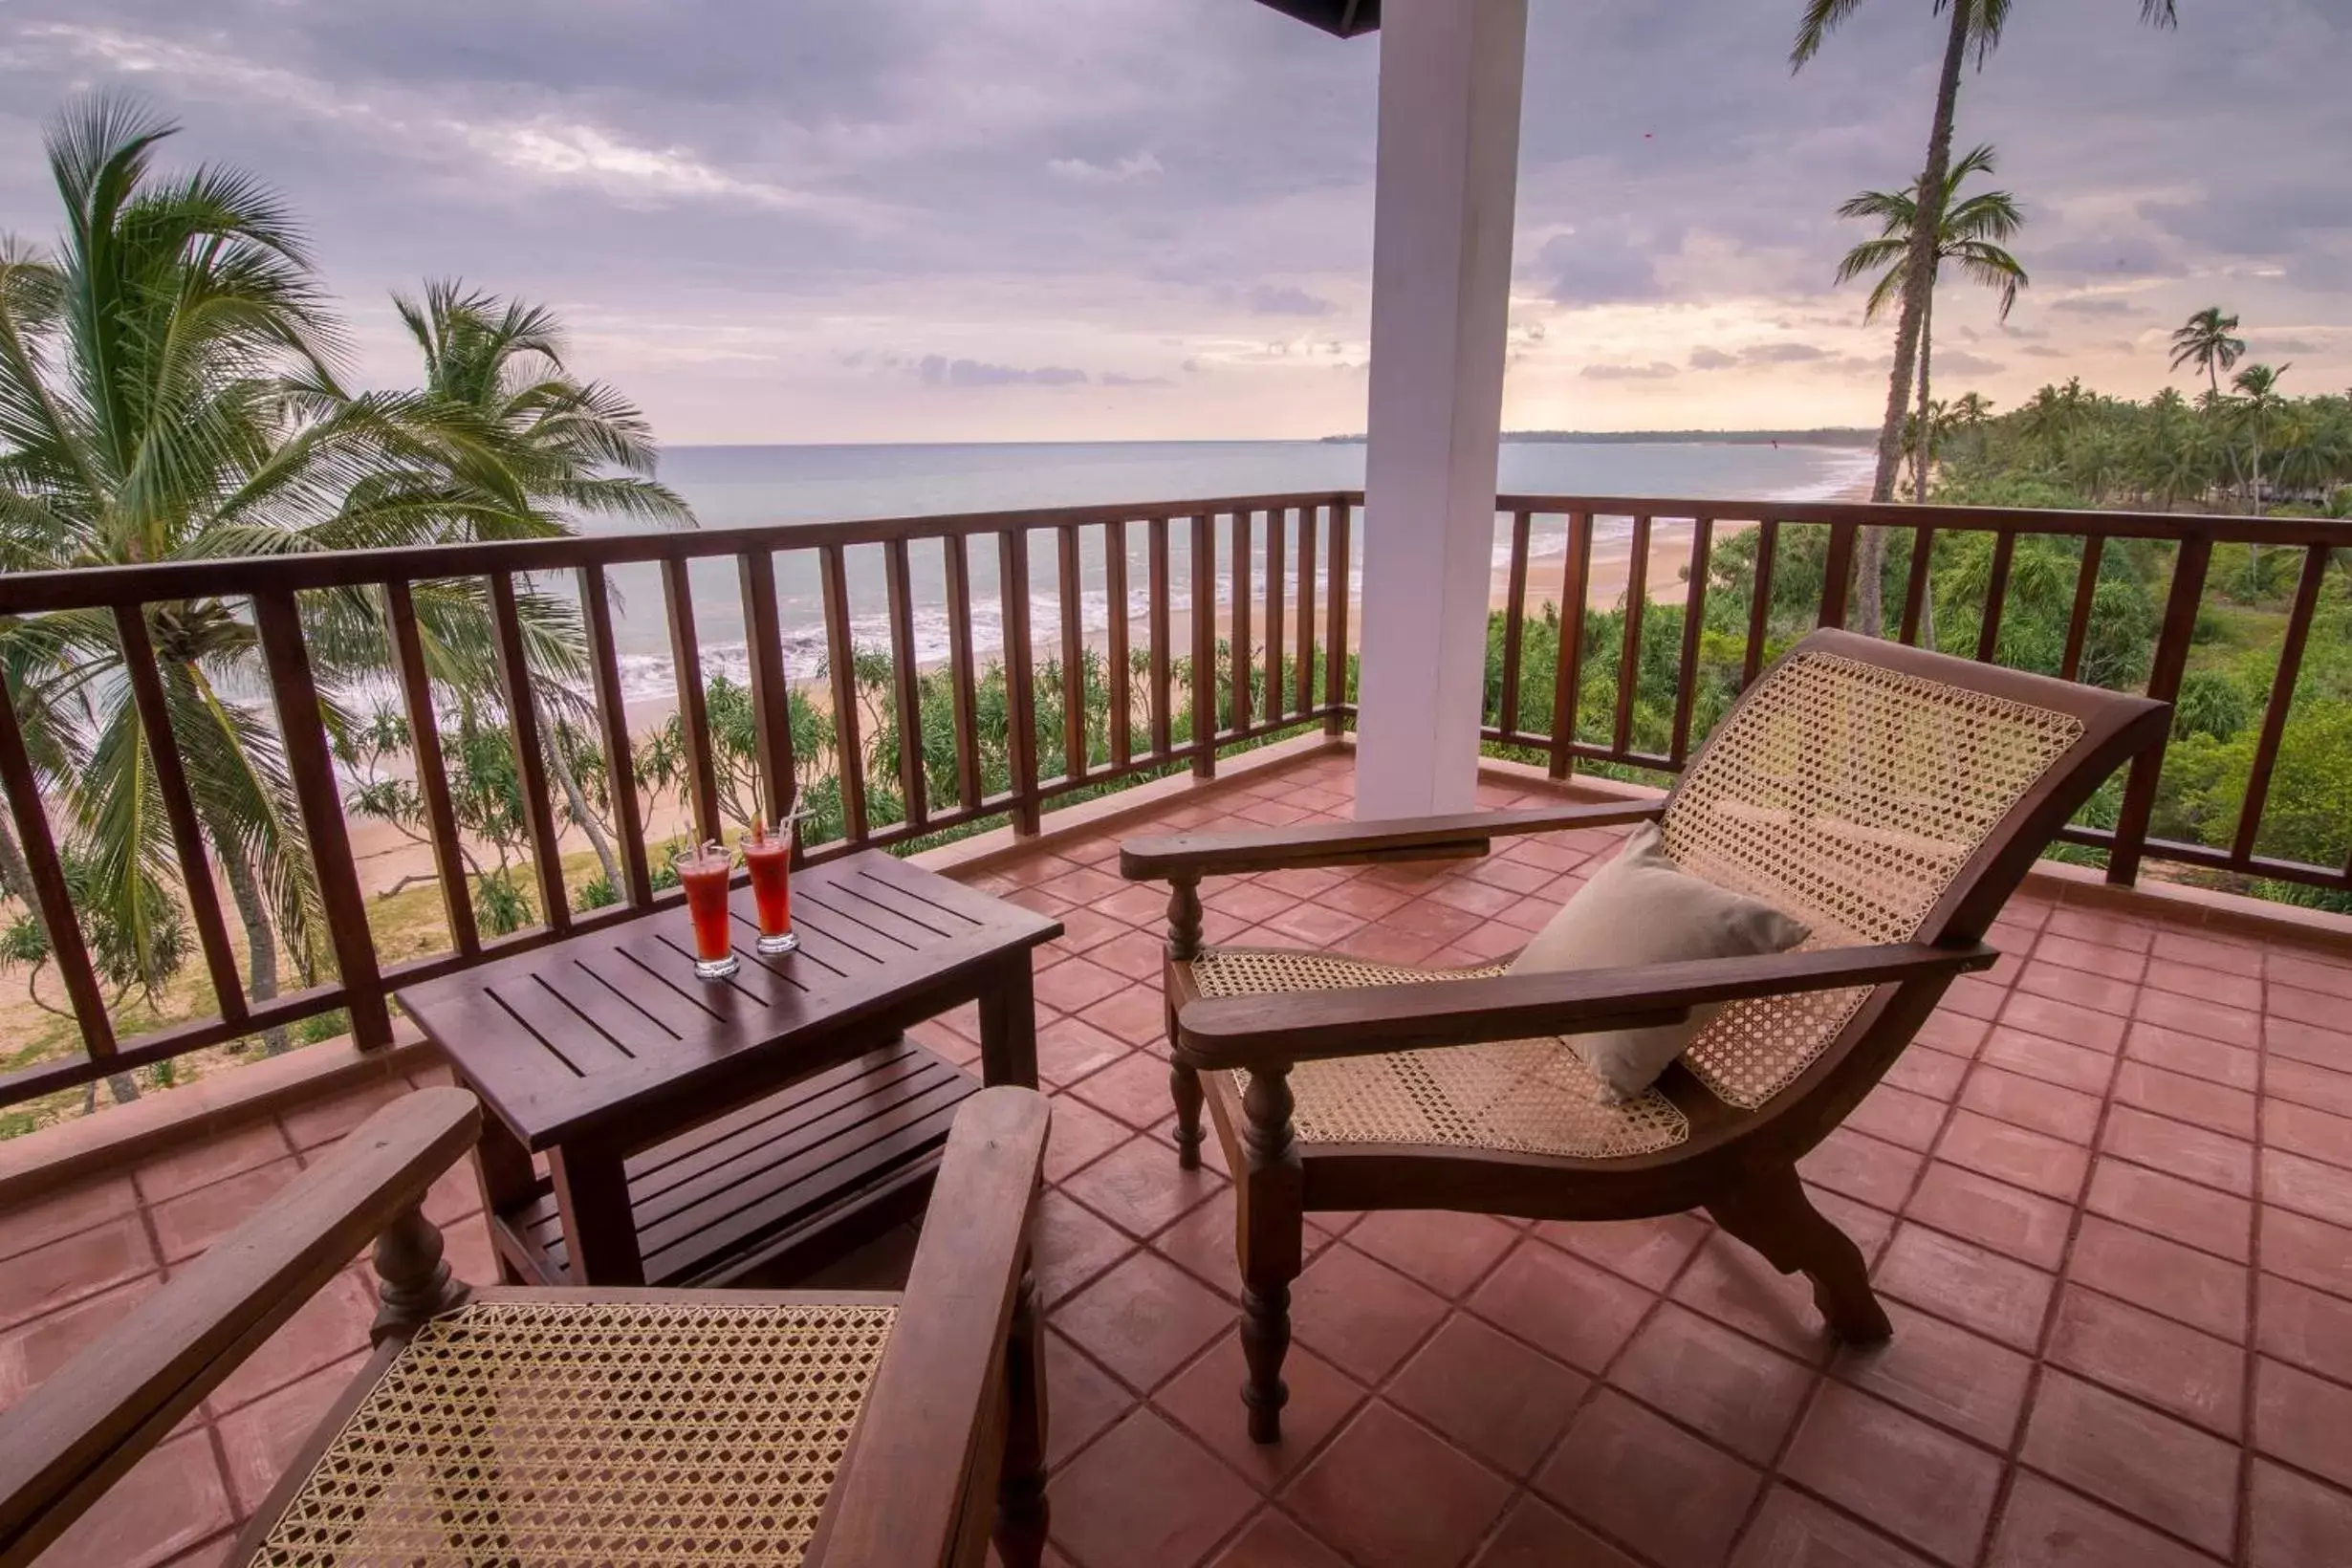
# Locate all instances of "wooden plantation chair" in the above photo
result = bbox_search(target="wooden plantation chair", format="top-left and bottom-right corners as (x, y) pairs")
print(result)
(1121, 629), (2167, 1442)
(0, 1083), (1052, 1567)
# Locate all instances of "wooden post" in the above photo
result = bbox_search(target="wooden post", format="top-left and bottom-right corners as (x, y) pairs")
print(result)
(2107, 533), (2211, 886)
(253, 591), (393, 1047)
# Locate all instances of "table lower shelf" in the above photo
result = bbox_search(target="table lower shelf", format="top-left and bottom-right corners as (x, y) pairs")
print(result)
(490, 1035), (980, 1288)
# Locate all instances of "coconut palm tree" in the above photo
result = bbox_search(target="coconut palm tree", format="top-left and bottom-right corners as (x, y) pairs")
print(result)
(2232, 362), (2291, 514)
(1835, 143), (2029, 507)
(1794, 0), (2176, 514)
(2169, 307), (2245, 398)
(0, 96), (688, 1067)
(382, 280), (691, 895)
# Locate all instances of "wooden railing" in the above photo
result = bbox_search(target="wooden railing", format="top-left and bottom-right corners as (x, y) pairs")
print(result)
(4, 486), (2344, 1109)
(1485, 494), (2350, 897)
(0, 494), (1352, 1107)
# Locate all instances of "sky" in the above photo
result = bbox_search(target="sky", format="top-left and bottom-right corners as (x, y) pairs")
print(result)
(0, 0), (2346, 445)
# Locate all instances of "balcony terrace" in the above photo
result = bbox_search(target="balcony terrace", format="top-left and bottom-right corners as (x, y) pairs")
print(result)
(3, 732), (2350, 1567)
(0, 488), (2348, 1568)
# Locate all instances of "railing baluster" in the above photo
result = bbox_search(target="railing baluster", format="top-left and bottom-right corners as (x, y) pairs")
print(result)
(1192, 512), (1218, 773)
(818, 544), (869, 842)
(489, 572), (570, 933)
(253, 591), (391, 1046)
(1497, 510), (1532, 737)
(1975, 532), (2016, 664)
(2059, 535), (2104, 683)
(0, 667), (118, 1059)
(1230, 509), (1253, 736)
(576, 569), (651, 906)
(1742, 517), (1779, 688)
(942, 535), (985, 814)
(113, 604), (247, 1020)
(1323, 498), (1350, 735)
(1613, 515), (1651, 757)
(2232, 544), (2331, 863)
(1148, 517), (1173, 758)
(1056, 526), (1085, 784)
(1264, 506), (1287, 722)
(1105, 521), (1132, 768)
(1548, 512), (1593, 779)
(383, 582), (480, 951)
(884, 538), (926, 829)
(1818, 518), (1857, 630)
(2107, 533), (2212, 887)
(1897, 527), (1937, 645)
(740, 550), (798, 828)
(662, 559), (722, 847)
(1295, 502), (1318, 716)
(1669, 516), (1713, 764)
(1000, 530), (1042, 833)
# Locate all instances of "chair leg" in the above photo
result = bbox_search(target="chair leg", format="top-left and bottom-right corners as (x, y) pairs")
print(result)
(1237, 1067), (1305, 1444)
(993, 1272), (1050, 1568)
(1169, 1060), (1206, 1171)
(1707, 1165), (1892, 1342)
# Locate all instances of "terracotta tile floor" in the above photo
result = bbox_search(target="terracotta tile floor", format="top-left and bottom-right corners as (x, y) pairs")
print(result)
(7, 748), (2352, 1567)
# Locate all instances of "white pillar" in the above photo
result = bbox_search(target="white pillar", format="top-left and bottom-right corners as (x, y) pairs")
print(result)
(1352, 0), (1528, 821)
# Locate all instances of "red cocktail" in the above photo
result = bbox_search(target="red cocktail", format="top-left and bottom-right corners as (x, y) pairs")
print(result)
(673, 841), (739, 979)
(742, 818), (796, 955)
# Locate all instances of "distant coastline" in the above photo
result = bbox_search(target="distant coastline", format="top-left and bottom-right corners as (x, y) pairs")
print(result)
(1318, 428), (1877, 447)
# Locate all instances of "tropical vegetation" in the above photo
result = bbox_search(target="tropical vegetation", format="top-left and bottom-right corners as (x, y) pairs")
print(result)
(0, 96), (686, 1102)
(1792, 0), (2180, 505)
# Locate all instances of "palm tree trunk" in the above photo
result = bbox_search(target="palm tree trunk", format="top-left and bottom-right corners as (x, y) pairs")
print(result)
(1914, 292), (1935, 504)
(1855, 0), (1969, 641)
(552, 741), (621, 892)
(213, 833), (293, 1056)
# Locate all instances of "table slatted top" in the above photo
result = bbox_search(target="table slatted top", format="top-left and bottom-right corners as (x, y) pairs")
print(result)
(394, 851), (1058, 1147)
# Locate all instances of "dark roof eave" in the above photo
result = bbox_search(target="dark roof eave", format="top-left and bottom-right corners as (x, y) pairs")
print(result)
(1252, 0), (1379, 37)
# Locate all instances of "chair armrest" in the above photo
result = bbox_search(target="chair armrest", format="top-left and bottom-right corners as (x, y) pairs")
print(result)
(0, 1087), (480, 1568)
(815, 1085), (1050, 1568)
(1120, 799), (1664, 881)
(1172, 943), (1996, 1071)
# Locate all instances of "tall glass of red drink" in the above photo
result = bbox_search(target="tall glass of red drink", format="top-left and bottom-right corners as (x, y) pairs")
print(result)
(742, 817), (796, 955)
(672, 840), (739, 979)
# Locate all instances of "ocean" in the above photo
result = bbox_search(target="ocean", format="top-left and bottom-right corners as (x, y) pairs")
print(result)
(569, 440), (1876, 702)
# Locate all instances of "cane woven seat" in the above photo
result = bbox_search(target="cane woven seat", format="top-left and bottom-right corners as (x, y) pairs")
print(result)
(1659, 650), (2082, 1109)
(1189, 948), (1689, 1159)
(246, 1298), (897, 1567)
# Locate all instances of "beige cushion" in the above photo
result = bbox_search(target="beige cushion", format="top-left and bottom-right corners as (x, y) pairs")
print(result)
(1508, 823), (1810, 1101)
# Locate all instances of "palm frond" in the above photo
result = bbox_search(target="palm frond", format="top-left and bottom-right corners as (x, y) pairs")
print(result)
(1791, 0), (1867, 70)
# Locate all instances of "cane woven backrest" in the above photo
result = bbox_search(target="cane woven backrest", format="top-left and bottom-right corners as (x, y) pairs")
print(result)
(246, 1298), (897, 1567)
(1661, 648), (2084, 1107)
(1190, 948), (1689, 1159)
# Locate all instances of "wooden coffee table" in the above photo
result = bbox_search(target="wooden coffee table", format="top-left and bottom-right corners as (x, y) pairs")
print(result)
(394, 849), (1061, 1287)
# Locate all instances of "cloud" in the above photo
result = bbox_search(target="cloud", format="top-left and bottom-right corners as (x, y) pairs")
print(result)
(6, 0), (2346, 442)
(1243, 284), (1337, 316)
(1687, 342), (1830, 370)
(1046, 150), (1163, 185)
(2020, 344), (2071, 359)
(917, 355), (1088, 387)
(2049, 295), (2140, 316)
(1541, 230), (1670, 307)
(1580, 360), (1678, 381)
(1933, 349), (2007, 377)
(1099, 370), (1171, 386)
(2253, 337), (2324, 355)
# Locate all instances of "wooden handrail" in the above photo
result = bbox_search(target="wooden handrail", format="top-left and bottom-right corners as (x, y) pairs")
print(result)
(1, 483), (2340, 1108)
